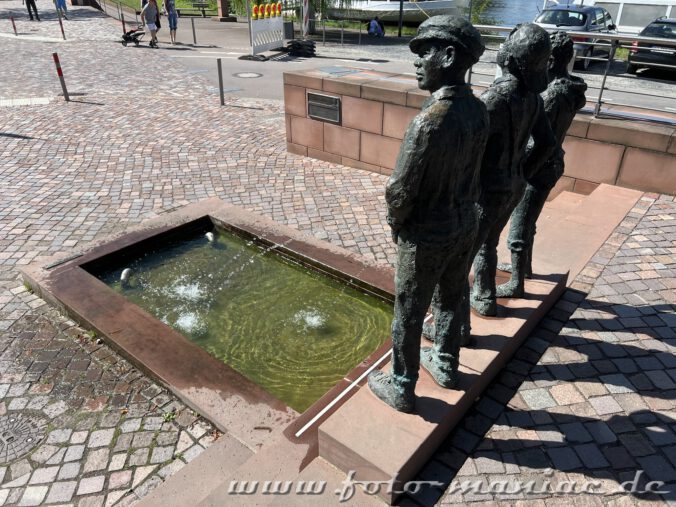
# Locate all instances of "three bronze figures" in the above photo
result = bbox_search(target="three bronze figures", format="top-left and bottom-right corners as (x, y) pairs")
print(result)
(368, 17), (588, 413)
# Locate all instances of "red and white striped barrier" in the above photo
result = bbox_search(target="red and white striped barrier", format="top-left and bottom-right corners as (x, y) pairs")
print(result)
(302, 0), (309, 38)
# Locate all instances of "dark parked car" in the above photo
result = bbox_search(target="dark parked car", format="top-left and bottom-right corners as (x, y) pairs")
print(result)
(534, 5), (617, 70)
(627, 17), (676, 74)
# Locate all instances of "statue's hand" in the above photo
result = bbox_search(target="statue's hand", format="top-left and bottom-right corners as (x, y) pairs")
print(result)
(391, 227), (400, 245)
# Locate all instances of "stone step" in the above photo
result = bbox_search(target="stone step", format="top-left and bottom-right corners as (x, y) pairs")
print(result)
(535, 183), (642, 279)
(498, 183), (643, 282)
(135, 432), (254, 507)
(266, 458), (387, 506)
(317, 274), (567, 504)
(546, 190), (586, 213)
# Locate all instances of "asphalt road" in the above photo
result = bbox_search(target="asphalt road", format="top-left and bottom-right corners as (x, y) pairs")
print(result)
(149, 17), (676, 118)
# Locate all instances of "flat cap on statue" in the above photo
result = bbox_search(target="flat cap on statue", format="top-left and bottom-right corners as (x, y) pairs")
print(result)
(409, 16), (485, 64)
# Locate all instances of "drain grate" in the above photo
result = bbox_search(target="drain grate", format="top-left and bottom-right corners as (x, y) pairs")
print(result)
(0, 414), (47, 463)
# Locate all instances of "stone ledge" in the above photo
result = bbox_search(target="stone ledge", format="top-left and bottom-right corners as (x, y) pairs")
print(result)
(283, 68), (676, 197)
(319, 274), (568, 504)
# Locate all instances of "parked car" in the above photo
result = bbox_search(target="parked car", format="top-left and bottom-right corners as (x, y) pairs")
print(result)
(534, 5), (617, 70)
(627, 17), (676, 74)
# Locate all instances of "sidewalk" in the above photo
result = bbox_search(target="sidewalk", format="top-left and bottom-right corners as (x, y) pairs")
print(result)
(1, 3), (675, 506)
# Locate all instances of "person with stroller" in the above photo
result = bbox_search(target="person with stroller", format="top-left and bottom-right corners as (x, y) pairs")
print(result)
(141, 0), (159, 47)
(26, 0), (40, 21)
(165, 0), (178, 44)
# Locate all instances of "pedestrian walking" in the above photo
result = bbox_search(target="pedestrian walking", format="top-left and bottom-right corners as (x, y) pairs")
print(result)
(165, 0), (177, 44)
(55, 0), (68, 19)
(26, 0), (40, 21)
(141, 0), (159, 47)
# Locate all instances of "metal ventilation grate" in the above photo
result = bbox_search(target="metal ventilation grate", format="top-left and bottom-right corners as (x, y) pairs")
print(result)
(307, 92), (341, 124)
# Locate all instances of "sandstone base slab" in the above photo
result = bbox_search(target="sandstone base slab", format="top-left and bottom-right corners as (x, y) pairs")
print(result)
(318, 275), (567, 504)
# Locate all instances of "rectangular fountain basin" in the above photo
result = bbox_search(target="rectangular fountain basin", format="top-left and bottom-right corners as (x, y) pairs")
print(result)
(21, 198), (396, 450)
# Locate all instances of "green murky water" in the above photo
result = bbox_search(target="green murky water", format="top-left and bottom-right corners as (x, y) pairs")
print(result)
(98, 228), (392, 413)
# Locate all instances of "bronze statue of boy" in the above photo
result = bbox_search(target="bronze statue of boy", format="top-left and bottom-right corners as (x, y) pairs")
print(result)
(497, 31), (588, 297)
(470, 23), (557, 317)
(368, 16), (489, 413)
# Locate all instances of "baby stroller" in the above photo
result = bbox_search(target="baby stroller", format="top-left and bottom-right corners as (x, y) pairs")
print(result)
(121, 25), (145, 47)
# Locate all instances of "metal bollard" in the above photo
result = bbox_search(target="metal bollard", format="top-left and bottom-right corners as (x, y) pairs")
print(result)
(57, 8), (66, 40)
(358, 20), (361, 45)
(121, 11), (126, 34)
(340, 19), (343, 46)
(217, 58), (225, 106)
(10, 16), (17, 36)
(191, 17), (197, 45)
(595, 40), (618, 117)
(52, 53), (70, 102)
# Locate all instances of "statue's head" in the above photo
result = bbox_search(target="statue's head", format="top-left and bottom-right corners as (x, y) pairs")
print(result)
(549, 30), (574, 74)
(496, 23), (551, 93)
(409, 16), (485, 92)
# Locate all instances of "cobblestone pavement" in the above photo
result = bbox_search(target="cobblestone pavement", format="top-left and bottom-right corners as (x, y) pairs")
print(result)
(1, 3), (675, 507)
(0, 5), (390, 505)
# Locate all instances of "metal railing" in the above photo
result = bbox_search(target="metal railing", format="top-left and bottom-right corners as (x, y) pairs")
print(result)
(98, 0), (140, 27)
(472, 24), (676, 126)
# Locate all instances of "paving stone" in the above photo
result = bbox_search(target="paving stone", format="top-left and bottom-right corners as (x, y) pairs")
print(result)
(548, 384), (585, 405)
(132, 432), (155, 448)
(18, 486), (48, 506)
(109, 470), (132, 489)
(57, 462), (81, 480)
(521, 389), (557, 410)
(600, 374), (636, 394)
(560, 422), (593, 443)
(31, 444), (59, 464)
(573, 443), (610, 469)
(157, 459), (186, 479)
(187, 421), (210, 440)
(589, 395), (624, 416)
(473, 452), (505, 474)
(132, 465), (157, 489)
(79, 495), (106, 507)
(63, 444), (86, 462)
(143, 417), (164, 431)
(636, 455), (676, 483)
(129, 448), (149, 466)
(150, 446), (174, 464)
(46, 428), (72, 444)
(585, 421), (617, 444)
(88, 428), (115, 448)
(28, 466), (59, 485)
(119, 418), (142, 433)
(108, 453), (127, 471)
(618, 433), (656, 457)
(546, 447), (582, 471)
(77, 475), (106, 496)
(84, 448), (110, 472)
(602, 446), (637, 470)
(43, 401), (69, 418)
(45, 481), (77, 503)
(642, 425), (676, 446)
(182, 444), (206, 463)
(70, 431), (89, 444)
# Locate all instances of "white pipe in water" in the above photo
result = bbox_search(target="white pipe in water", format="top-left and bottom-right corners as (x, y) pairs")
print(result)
(120, 268), (132, 286)
(205, 232), (214, 242)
